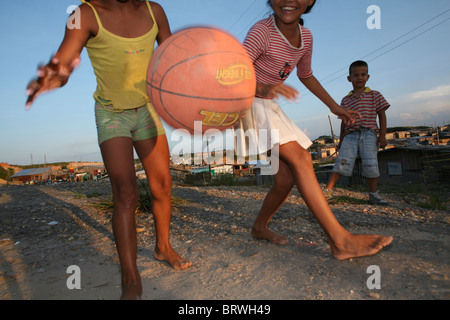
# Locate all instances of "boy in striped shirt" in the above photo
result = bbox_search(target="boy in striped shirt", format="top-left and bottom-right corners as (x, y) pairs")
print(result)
(326, 60), (389, 205)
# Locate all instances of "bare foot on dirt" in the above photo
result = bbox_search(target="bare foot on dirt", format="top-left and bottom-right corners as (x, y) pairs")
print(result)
(120, 282), (142, 300)
(154, 247), (192, 270)
(120, 274), (142, 300)
(251, 227), (289, 245)
(330, 233), (393, 260)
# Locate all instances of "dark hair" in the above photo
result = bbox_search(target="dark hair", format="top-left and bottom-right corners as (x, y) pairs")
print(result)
(349, 60), (369, 75)
(266, 0), (316, 26)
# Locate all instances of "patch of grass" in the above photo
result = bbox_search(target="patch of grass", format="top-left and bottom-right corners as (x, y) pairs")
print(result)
(72, 190), (103, 199)
(416, 194), (447, 211)
(72, 191), (85, 199)
(92, 196), (114, 210)
(91, 180), (188, 213)
(137, 180), (152, 212)
(210, 174), (238, 186)
(185, 172), (257, 186)
(86, 191), (102, 198)
(329, 195), (367, 205)
(342, 182), (449, 211)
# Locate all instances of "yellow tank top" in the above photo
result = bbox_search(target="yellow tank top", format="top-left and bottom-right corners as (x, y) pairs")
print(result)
(83, 1), (158, 110)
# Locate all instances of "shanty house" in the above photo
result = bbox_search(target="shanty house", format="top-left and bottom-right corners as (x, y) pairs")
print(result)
(377, 145), (450, 183)
(11, 167), (54, 184)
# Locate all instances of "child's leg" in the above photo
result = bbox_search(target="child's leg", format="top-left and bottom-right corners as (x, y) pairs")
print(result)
(251, 160), (294, 244)
(326, 172), (342, 190)
(100, 137), (143, 300)
(279, 141), (393, 260)
(327, 133), (356, 190)
(367, 177), (378, 193)
(134, 135), (192, 271)
(359, 130), (388, 204)
(359, 130), (380, 193)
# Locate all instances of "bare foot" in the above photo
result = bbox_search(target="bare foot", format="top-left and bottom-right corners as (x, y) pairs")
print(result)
(330, 233), (393, 260)
(154, 246), (192, 270)
(251, 226), (289, 245)
(120, 275), (142, 300)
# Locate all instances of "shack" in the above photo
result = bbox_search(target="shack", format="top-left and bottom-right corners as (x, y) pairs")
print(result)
(11, 167), (54, 184)
(378, 145), (450, 183)
(314, 145), (450, 185)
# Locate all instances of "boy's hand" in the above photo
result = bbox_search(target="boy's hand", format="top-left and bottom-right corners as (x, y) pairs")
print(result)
(26, 56), (81, 109)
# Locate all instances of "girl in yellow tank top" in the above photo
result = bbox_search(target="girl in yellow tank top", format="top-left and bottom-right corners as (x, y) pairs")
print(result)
(84, 0), (158, 109)
(26, 0), (192, 300)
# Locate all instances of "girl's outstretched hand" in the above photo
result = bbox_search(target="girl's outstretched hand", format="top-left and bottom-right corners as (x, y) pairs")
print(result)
(25, 56), (81, 109)
(330, 104), (361, 125)
(256, 82), (300, 102)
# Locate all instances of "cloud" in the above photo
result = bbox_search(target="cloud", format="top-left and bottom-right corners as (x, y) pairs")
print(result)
(408, 85), (450, 100)
(388, 84), (450, 126)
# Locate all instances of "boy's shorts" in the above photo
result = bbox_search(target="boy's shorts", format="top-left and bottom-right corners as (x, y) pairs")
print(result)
(95, 102), (165, 145)
(332, 129), (380, 178)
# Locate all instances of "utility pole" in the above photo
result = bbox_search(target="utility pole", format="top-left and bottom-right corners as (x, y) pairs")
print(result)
(328, 115), (338, 159)
(328, 115), (335, 141)
(436, 122), (440, 145)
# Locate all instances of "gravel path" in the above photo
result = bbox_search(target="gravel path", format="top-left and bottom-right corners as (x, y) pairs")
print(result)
(1, 180), (449, 300)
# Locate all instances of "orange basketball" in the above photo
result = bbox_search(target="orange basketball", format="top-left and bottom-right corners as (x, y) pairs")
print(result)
(146, 27), (256, 133)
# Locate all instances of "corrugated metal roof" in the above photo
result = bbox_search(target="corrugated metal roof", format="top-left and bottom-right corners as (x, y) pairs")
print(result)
(12, 167), (52, 178)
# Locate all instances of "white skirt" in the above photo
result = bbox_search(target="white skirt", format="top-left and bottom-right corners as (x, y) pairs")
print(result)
(233, 97), (312, 157)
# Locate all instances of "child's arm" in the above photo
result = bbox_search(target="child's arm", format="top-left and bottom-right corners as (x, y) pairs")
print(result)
(25, 5), (93, 109)
(152, 2), (172, 45)
(300, 75), (360, 124)
(256, 83), (299, 101)
(377, 109), (387, 148)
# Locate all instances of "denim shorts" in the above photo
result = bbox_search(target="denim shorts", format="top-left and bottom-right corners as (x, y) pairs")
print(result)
(332, 129), (380, 178)
(95, 102), (165, 145)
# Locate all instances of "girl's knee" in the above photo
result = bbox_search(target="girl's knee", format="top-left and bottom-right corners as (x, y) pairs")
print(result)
(149, 174), (172, 200)
(274, 163), (294, 190)
(298, 147), (312, 162)
(113, 186), (139, 211)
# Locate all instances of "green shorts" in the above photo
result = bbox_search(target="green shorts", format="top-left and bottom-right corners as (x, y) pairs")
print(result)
(95, 102), (165, 145)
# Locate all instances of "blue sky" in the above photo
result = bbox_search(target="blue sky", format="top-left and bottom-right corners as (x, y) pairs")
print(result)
(1, 0), (449, 165)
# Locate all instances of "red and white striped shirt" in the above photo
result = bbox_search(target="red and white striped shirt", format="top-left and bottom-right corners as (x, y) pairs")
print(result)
(341, 87), (390, 135)
(243, 15), (313, 87)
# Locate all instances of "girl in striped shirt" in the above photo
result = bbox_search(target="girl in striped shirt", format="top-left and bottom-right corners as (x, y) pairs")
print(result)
(239, 0), (393, 260)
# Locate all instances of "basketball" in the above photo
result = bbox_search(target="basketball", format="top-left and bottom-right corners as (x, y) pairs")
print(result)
(146, 27), (256, 133)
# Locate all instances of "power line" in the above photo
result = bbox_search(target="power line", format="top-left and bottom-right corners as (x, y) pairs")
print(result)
(361, 8), (450, 62)
(317, 8), (450, 85)
(366, 16), (450, 63)
(228, 0), (258, 32)
(296, 9), (450, 97)
(236, 7), (268, 37)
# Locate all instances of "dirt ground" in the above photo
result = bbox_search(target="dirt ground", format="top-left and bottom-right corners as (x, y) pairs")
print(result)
(0, 179), (449, 301)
